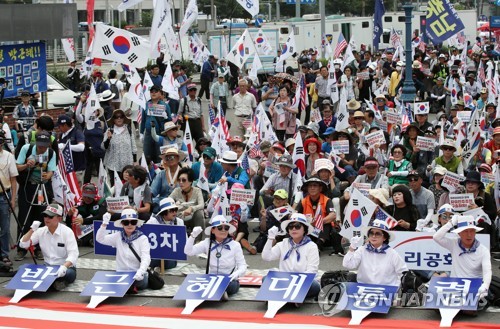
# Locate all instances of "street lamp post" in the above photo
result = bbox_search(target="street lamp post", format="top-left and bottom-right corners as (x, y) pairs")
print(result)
(400, 3), (416, 103)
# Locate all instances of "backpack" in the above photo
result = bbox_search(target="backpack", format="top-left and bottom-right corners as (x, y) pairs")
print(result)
(109, 80), (120, 100)
(16, 143), (55, 185)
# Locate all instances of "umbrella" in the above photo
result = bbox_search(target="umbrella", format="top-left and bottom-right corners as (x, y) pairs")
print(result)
(274, 72), (299, 84)
(477, 22), (489, 32)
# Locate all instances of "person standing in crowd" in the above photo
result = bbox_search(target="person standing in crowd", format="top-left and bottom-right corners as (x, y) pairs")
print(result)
(177, 66), (191, 98)
(178, 84), (206, 143)
(210, 75), (230, 115)
(13, 91), (37, 131)
(199, 55), (216, 100)
(67, 60), (81, 92)
(140, 85), (171, 164)
(149, 65), (163, 87)
(106, 69), (125, 110)
(233, 79), (257, 137)
(19, 203), (79, 290)
(92, 71), (110, 94)
(97, 209), (151, 293)
(315, 66), (329, 107)
(0, 131), (18, 266)
(262, 213), (321, 300)
(15, 131), (56, 261)
(57, 114), (86, 186)
(185, 216), (248, 300)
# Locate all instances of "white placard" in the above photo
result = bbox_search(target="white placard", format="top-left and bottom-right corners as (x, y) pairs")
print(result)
(106, 196), (130, 213)
(456, 111), (472, 123)
(416, 136), (436, 152)
(229, 188), (255, 206)
(386, 110), (400, 124)
(331, 140), (350, 154)
(449, 193), (475, 211)
(147, 103), (167, 117)
(441, 172), (465, 193)
(364, 130), (386, 146)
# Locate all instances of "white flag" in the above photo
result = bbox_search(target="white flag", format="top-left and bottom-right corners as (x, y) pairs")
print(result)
(127, 82), (147, 109)
(289, 78), (301, 110)
(197, 161), (210, 193)
(97, 159), (107, 197)
(278, 30), (296, 63)
(114, 170), (123, 197)
(118, 0), (144, 11)
(190, 34), (211, 66)
(221, 35), (229, 58)
(161, 63), (180, 100)
(143, 71), (154, 101)
(226, 29), (255, 69)
(335, 88), (349, 131)
(341, 44), (355, 71)
(61, 38), (75, 63)
(292, 129), (305, 177)
(254, 29), (272, 55)
(80, 40), (95, 79)
(211, 183), (231, 220)
(327, 60), (339, 104)
(248, 53), (262, 79)
(236, 0), (259, 17)
(121, 64), (141, 84)
(323, 34), (333, 59)
(255, 104), (278, 144)
(183, 120), (194, 166)
(84, 84), (100, 130)
(150, 0), (172, 57)
(179, 0), (198, 39)
(341, 189), (377, 240)
(93, 24), (150, 68)
(165, 26), (182, 60)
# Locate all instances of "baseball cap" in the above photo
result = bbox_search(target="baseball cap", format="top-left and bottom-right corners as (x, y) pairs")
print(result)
(202, 147), (217, 159)
(36, 131), (51, 147)
(57, 114), (71, 126)
(274, 189), (289, 200)
(82, 183), (98, 198)
(42, 203), (63, 217)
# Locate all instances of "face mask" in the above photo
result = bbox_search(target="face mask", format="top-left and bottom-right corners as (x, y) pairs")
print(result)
(334, 65), (340, 70)
(396, 67), (402, 71)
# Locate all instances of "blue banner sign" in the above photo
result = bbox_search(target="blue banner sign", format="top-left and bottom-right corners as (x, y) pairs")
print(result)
(0, 42), (47, 98)
(6, 264), (58, 292)
(426, 277), (482, 310)
(81, 271), (135, 297)
(93, 221), (187, 260)
(345, 282), (399, 313)
(491, 16), (500, 28)
(174, 274), (231, 301)
(255, 271), (315, 303)
(425, 0), (465, 44)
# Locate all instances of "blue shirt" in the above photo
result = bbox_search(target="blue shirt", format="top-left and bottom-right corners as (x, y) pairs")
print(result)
(201, 61), (214, 80)
(192, 161), (224, 189)
(225, 167), (250, 188)
(150, 74), (163, 87)
(177, 75), (188, 97)
(140, 100), (172, 135)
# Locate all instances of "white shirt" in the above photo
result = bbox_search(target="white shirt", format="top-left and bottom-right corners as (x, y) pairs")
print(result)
(96, 226), (151, 274)
(262, 238), (319, 273)
(0, 149), (18, 190)
(147, 215), (185, 226)
(433, 222), (492, 289)
(233, 92), (257, 117)
(106, 79), (124, 102)
(19, 223), (79, 266)
(343, 246), (408, 287)
(184, 237), (248, 278)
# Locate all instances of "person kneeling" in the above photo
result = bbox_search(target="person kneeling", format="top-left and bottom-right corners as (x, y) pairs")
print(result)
(19, 203), (79, 291)
(184, 216), (248, 300)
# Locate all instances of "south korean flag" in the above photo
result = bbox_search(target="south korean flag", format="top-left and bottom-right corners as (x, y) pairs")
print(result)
(93, 24), (150, 68)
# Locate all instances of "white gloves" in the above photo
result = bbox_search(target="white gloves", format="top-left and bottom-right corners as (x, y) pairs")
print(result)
(415, 219), (427, 232)
(31, 221), (41, 232)
(350, 236), (363, 249)
(267, 226), (279, 240)
(478, 284), (488, 299)
(57, 265), (67, 278)
(191, 226), (203, 238)
(133, 270), (144, 281)
(229, 272), (239, 281)
(102, 212), (111, 226)
(58, 143), (65, 150)
(450, 215), (459, 227)
(139, 134), (144, 142)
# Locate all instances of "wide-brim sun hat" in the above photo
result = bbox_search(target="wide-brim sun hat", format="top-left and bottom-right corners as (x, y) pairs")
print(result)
(114, 208), (144, 228)
(160, 121), (179, 136)
(362, 219), (395, 242)
(107, 109), (131, 126)
(440, 139), (457, 151)
(160, 146), (186, 161)
(99, 90), (116, 102)
(460, 170), (485, 189)
(280, 213), (314, 234)
(204, 215), (237, 235)
(368, 188), (390, 207)
(304, 137), (322, 154)
(301, 176), (328, 193)
(219, 150), (240, 164)
(451, 215), (483, 234)
(156, 197), (178, 216)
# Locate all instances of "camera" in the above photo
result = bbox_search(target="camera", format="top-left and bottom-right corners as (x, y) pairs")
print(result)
(35, 154), (47, 168)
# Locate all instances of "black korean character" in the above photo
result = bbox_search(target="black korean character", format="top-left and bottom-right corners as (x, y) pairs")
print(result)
(361, 207), (367, 216)
(128, 53), (138, 63)
(131, 36), (140, 47)
(102, 45), (111, 55)
(352, 199), (359, 206)
(104, 29), (114, 38)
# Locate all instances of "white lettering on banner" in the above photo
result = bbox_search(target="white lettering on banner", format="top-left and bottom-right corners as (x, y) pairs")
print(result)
(435, 279), (471, 307)
(187, 275), (226, 299)
(364, 130), (386, 146)
(416, 136), (436, 152)
(93, 273), (130, 294)
(268, 274), (307, 300)
(21, 267), (58, 289)
(229, 188), (256, 206)
(441, 172), (465, 193)
(449, 193), (474, 211)
(390, 232), (490, 271)
(352, 286), (391, 309)
(160, 232), (179, 252)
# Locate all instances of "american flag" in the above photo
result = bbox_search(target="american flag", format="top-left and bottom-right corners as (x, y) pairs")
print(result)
(401, 103), (412, 132)
(241, 151), (250, 174)
(457, 31), (466, 45)
(208, 104), (217, 126)
(58, 142), (81, 205)
(300, 75), (308, 114)
(374, 207), (398, 229)
(478, 61), (486, 83)
(137, 107), (143, 125)
(312, 204), (324, 231)
(249, 142), (264, 159)
(333, 32), (348, 59)
(390, 27), (401, 48)
(218, 102), (230, 140)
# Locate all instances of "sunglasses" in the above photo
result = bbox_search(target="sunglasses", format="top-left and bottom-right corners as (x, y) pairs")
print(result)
(165, 155), (176, 161)
(408, 177), (420, 182)
(287, 223), (303, 230)
(442, 146), (454, 151)
(440, 214), (451, 220)
(121, 220), (138, 226)
(202, 155), (213, 160)
(216, 225), (230, 231)
(44, 214), (55, 219)
(178, 178), (188, 183)
(368, 231), (384, 237)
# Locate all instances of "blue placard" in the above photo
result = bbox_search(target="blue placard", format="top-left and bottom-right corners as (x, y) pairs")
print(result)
(425, 0), (465, 44)
(344, 282), (399, 313)
(6, 264), (59, 292)
(173, 274), (231, 301)
(0, 42), (47, 98)
(255, 271), (315, 303)
(425, 277), (482, 310)
(81, 271), (135, 297)
(491, 16), (500, 28)
(93, 221), (187, 260)
(285, 0), (316, 4)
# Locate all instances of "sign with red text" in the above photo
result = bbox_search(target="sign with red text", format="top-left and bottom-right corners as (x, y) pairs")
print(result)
(449, 193), (474, 211)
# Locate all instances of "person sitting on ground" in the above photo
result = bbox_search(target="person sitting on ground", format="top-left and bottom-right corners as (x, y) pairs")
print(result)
(185, 216), (248, 299)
